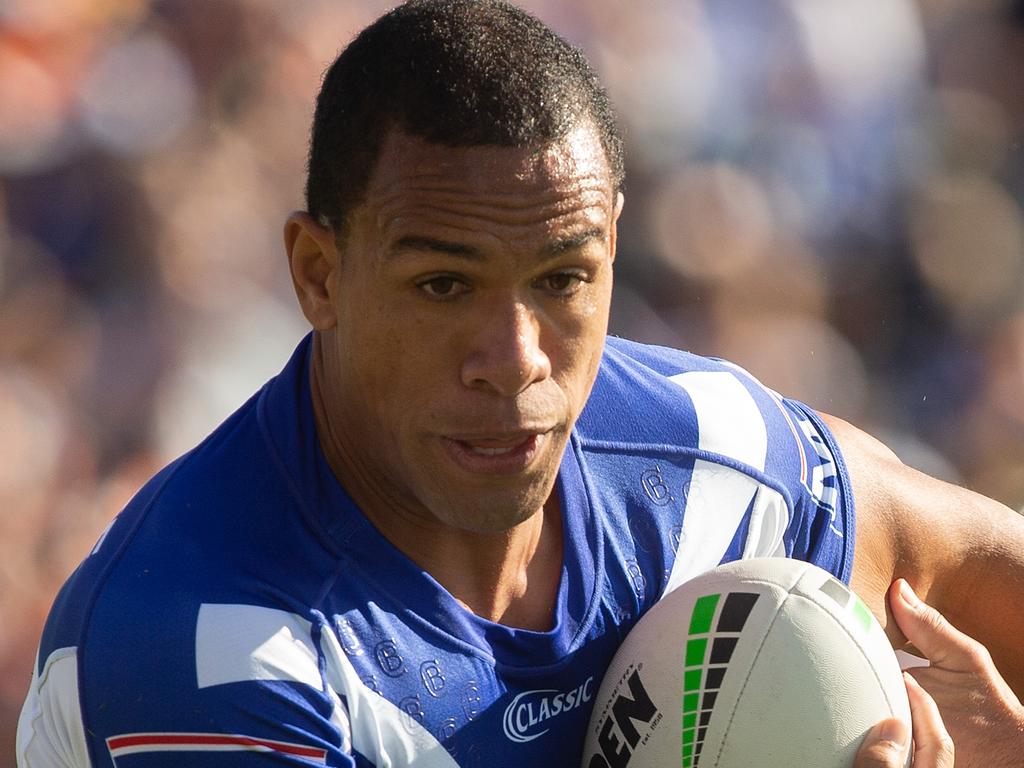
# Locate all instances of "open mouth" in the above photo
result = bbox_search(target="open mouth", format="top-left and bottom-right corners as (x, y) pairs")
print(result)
(467, 443), (521, 456)
(440, 432), (547, 475)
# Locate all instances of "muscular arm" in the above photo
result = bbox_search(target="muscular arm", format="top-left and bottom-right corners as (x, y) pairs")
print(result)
(820, 412), (1024, 697)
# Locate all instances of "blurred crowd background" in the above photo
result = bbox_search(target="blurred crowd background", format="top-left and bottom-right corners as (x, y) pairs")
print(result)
(3, 0), (1024, 758)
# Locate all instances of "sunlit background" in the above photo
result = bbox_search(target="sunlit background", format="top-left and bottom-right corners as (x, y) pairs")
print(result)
(3, 0), (1024, 759)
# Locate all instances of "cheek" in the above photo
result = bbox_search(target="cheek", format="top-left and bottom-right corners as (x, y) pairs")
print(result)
(552, 304), (610, 407)
(337, 298), (401, 401)
(345, 305), (451, 416)
(354, 326), (412, 397)
(577, 284), (613, 385)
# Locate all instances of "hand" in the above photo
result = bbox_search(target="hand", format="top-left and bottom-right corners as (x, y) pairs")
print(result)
(854, 672), (953, 767)
(889, 579), (1024, 768)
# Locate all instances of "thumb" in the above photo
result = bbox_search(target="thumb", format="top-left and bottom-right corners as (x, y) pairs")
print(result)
(889, 580), (977, 671)
(854, 718), (910, 768)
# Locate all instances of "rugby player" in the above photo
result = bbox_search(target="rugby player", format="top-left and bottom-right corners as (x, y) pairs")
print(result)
(18, 2), (1022, 766)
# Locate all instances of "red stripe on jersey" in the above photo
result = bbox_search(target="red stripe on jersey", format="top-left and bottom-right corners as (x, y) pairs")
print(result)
(106, 732), (327, 760)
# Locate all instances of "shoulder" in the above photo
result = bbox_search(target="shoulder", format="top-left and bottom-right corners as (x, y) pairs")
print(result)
(33, 360), (340, 701)
(25, 398), (349, 765)
(576, 336), (856, 583)
(600, 335), (734, 381)
(580, 336), (798, 458)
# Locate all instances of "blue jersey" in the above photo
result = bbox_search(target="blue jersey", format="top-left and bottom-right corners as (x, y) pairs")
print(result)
(18, 334), (854, 767)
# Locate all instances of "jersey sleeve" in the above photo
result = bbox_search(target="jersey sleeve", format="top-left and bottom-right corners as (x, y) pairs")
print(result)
(18, 589), (357, 768)
(698, 360), (855, 583)
(773, 397), (856, 583)
(656, 360), (856, 590)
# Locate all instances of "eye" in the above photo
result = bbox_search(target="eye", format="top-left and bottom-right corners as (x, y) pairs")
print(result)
(538, 271), (586, 295)
(417, 275), (468, 298)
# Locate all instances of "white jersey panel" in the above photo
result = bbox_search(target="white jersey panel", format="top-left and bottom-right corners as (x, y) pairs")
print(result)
(318, 620), (460, 767)
(196, 604), (323, 690)
(663, 463), (760, 592)
(195, 604), (460, 764)
(663, 370), (788, 593)
(668, 371), (768, 469)
(742, 484), (790, 559)
(17, 647), (90, 768)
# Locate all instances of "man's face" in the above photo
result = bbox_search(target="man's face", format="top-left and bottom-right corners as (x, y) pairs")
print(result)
(312, 124), (620, 534)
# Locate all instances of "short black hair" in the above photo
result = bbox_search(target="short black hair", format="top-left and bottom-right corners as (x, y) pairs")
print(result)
(305, 0), (624, 233)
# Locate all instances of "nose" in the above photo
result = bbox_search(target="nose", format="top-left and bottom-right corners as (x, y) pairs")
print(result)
(460, 300), (552, 396)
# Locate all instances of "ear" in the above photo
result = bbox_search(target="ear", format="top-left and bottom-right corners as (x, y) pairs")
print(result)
(609, 191), (625, 264)
(285, 212), (339, 331)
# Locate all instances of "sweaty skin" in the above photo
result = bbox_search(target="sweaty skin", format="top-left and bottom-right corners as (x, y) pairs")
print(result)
(286, 124), (621, 631)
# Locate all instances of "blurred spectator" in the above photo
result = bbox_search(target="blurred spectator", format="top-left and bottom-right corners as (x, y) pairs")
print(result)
(3, 0), (1024, 762)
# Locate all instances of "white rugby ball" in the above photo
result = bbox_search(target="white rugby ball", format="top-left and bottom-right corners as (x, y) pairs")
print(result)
(582, 558), (910, 768)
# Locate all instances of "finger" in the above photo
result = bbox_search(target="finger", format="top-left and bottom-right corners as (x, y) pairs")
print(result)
(904, 672), (955, 767)
(889, 580), (979, 671)
(854, 718), (910, 768)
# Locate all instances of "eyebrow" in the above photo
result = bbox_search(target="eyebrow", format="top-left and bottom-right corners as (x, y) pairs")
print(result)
(388, 235), (483, 259)
(543, 227), (605, 255)
(386, 228), (606, 261)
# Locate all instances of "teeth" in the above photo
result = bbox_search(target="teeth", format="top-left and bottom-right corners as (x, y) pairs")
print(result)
(470, 445), (516, 456)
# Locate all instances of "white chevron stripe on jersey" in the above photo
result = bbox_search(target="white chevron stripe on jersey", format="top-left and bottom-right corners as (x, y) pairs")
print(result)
(194, 605), (457, 765)
(663, 371), (775, 594)
(17, 647), (90, 768)
(742, 484), (790, 560)
(318, 617), (460, 767)
(669, 371), (768, 469)
(196, 604), (323, 690)
(662, 462), (761, 593)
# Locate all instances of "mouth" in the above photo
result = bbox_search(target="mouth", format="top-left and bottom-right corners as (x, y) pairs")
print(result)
(440, 431), (551, 475)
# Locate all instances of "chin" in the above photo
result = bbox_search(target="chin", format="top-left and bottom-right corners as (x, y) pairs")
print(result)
(426, 484), (552, 535)
(414, 439), (563, 533)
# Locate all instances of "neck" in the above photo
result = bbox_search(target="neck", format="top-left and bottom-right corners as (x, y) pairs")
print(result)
(413, 496), (564, 631)
(308, 336), (564, 631)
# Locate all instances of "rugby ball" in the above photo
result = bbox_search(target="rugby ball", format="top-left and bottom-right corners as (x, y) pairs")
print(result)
(581, 558), (910, 768)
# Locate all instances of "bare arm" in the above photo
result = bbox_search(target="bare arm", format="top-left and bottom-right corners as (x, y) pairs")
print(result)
(819, 412), (1024, 697)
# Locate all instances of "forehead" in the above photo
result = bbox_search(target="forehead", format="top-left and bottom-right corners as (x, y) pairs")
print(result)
(361, 125), (615, 228)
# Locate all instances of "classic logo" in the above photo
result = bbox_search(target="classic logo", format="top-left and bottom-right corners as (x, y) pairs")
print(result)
(502, 676), (594, 743)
